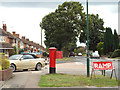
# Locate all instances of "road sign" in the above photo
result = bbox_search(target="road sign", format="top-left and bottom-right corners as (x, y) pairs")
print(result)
(93, 62), (113, 70)
(91, 61), (117, 80)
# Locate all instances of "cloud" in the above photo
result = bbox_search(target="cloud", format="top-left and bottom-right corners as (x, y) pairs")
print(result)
(0, 2), (63, 9)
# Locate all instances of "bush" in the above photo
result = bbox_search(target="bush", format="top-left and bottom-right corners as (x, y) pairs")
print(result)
(77, 47), (86, 54)
(0, 55), (10, 70)
(97, 42), (104, 56)
(43, 52), (49, 57)
(9, 46), (17, 56)
(111, 49), (120, 58)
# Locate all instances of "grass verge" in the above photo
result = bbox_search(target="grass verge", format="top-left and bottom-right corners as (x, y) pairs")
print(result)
(56, 57), (73, 61)
(38, 74), (118, 87)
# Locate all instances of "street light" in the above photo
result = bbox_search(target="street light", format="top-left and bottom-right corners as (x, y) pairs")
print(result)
(86, 0), (90, 77)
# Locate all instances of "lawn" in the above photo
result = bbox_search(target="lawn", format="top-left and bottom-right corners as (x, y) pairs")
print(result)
(56, 57), (74, 61)
(38, 74), (118, 87)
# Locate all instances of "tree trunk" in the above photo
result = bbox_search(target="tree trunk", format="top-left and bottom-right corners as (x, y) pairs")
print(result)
(63, 38), (69, 57)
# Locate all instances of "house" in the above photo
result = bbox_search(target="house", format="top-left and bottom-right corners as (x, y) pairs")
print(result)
(0, 27), (13, 57)
(0, 24), (46, 57)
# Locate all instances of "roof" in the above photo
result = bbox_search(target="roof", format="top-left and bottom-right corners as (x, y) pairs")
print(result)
(0, 43), (13, 49)
(0, 29), (9, 36)
(21, 38), (30, 44)
(0, 28), (20, 40)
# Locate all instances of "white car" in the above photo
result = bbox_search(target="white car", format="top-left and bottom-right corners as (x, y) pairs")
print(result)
(78, 53), (82, 56)
(90, 51), (100, 59)
(9, 54), (45, 72)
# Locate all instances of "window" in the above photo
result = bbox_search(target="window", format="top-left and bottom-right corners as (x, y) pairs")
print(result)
(4, 50), (7, 54)
(22, 55), (34, 59)
(0, 50), (3, 53)
(26, 44), (29, 47)
(0, 36), (5, 42)
(9, 55), (22, 60)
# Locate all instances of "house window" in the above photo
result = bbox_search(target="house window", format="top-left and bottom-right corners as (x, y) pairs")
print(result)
(0, 36), (5, 42)
(26, 44), (29, 48)
(4, 50), (7, 54)
(0, 50), (3, 53)
(0, 50), (7, 55)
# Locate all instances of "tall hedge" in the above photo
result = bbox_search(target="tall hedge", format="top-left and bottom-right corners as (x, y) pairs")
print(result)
(113, 29), (119, 50)
(104, 27), (114, 54)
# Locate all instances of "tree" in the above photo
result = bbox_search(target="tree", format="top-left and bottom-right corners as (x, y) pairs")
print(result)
(103, 27), (114, 54)
(97, 42), (104, 56)
(113, 29), (119, 50)
(40, 1), (86, 57)
(79, 14), (104, 51)
(9, 46), (17, 56)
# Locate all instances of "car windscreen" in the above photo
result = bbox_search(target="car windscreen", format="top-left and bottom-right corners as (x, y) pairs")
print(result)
(9, 55), (22, 60)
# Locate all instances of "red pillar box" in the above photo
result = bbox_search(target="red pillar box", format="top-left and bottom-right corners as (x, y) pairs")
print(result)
(49, 47), (57, 74)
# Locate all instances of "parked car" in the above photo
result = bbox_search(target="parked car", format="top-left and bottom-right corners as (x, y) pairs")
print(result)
(90, 51), (100, 59)
(69, 52), (75, 57)
(9, 54), (45, 72)
(78, 53), (82, 56)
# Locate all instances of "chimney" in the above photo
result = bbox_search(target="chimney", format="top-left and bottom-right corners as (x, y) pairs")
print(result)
(16, 34), (19, 37)
(22, 36), (25, 39)
(30, 41), (33, 43)
(3, 24), (7, 31)
(26, 38), (29, 41)
(12, 31), (16, 35)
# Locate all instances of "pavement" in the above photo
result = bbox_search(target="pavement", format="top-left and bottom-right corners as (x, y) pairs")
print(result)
(0, 61), (118, 89)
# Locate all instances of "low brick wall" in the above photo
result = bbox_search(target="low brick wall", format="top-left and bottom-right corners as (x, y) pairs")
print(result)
(0, 68), (13, 81)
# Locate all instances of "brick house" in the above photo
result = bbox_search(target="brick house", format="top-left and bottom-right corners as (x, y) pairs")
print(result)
(0, 28), (13, 57)
(0, 24), (46, 57)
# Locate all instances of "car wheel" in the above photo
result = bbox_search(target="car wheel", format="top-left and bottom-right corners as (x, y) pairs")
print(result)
(36, 63), (42, 71)
(10, 64), (16, 72)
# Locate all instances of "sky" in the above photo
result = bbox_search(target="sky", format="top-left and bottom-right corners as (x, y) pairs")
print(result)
(0, 0), (119, 47)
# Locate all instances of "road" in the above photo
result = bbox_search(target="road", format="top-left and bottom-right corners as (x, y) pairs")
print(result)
(58, 56), (119, 79)
(1, 56), (119, 88)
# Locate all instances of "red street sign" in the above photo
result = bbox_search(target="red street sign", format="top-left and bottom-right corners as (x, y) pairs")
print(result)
(93, 62), (113, 70)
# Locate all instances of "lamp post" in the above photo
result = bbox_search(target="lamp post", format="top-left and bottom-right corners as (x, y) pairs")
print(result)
(41, 27), (42, 46)
(86, 0), (90, 77)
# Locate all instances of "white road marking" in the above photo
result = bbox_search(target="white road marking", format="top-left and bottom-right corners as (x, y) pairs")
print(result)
(31, 71), (42, 73)
(75, 62), (84, 65)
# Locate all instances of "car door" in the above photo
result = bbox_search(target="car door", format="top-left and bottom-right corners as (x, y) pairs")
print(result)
(25, 55), (35, 69)
(20, 55), (31, 69)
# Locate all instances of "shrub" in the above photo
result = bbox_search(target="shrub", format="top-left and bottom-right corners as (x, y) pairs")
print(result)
(111, 49), (120, 58)
(43, 52), (49, 57)
(77, 47), (86, 54)
(97, 42), (104, 56)
(9, 46), (17, 56)
(0, 55), (10, 70)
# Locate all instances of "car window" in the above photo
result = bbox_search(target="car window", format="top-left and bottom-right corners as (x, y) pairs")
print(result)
(22, 55), (34, 59)
(9, 55), (22, 60)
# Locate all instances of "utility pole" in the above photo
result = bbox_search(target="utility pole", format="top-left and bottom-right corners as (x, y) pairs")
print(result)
(86, 0), (90, 77)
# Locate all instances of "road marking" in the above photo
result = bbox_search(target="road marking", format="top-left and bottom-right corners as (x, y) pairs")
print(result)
(31, 71), (42, 73)
(75, 62), (84, 65)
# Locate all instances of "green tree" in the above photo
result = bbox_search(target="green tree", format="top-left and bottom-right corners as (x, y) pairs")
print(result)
(97, 42), (104, 56)
(9, 46), (17, 56)
(103, 27), (114, 54)
(40, 1), (86, 57)
(79, 14), (104, 51)
(113, 29), (119, 50)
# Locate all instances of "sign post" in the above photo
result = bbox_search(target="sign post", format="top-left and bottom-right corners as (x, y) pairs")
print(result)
(49, 47), (57, 74)
(91, 61), (117, 80)
(86, 0), (90, 77)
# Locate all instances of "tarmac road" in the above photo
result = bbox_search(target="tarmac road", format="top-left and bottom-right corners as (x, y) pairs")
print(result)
(66, 56), (119, 79)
